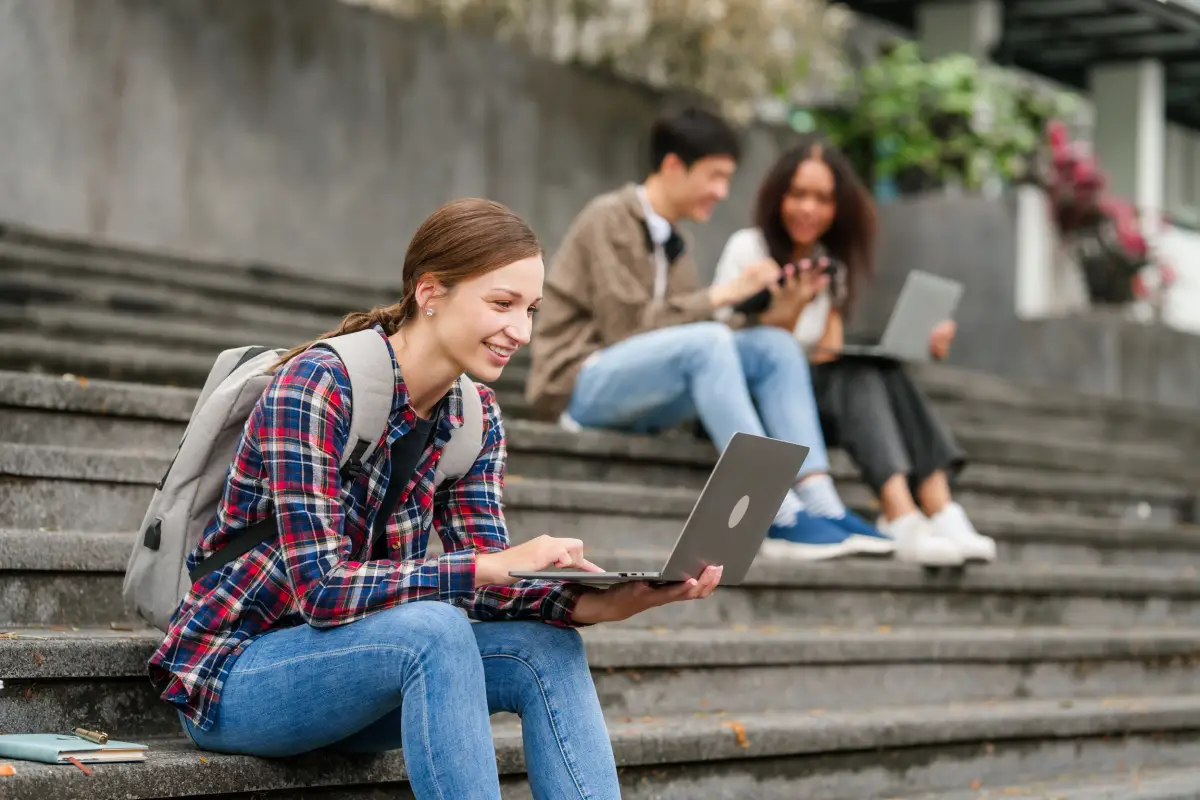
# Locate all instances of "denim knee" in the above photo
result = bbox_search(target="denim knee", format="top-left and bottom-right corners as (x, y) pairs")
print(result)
(382, 601), (478, 661)
(508, 623), (588, 674)
(735, 326), (810, 374)
(677, 321), (738, 367)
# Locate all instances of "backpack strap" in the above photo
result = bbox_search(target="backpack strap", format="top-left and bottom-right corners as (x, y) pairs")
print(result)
(319, 329), (396, 482)
(435, 374), (485, 487)
(187, 331), (394, 584)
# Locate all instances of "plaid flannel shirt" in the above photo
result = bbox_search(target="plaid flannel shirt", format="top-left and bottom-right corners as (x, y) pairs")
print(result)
(148, 327), (586, 731)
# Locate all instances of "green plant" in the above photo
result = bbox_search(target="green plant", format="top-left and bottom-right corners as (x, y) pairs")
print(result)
(804, 41), (1079, 193)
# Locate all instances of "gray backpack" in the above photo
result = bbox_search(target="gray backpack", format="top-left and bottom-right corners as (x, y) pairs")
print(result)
(122, 329), (484, 632)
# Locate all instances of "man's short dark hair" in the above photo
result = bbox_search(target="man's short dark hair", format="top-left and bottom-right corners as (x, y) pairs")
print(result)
(649, 107), (741, 172)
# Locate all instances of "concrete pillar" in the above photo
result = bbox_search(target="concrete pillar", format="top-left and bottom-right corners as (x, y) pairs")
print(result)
(1089, 59), (1165, 231)
(1190, 132), (1200, 211)
(916, 0), (1002, 60)
(1165, 123), (1188, 217)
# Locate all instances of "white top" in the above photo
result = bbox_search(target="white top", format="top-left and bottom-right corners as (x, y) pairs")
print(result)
(712, 227), (833, 347)
(636, 184), (671, 305)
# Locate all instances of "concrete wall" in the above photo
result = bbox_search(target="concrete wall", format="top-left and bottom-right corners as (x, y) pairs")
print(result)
(0, 0), (783, 285)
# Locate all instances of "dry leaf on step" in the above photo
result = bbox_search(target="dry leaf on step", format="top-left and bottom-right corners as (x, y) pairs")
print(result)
(721, 721), (750, 748)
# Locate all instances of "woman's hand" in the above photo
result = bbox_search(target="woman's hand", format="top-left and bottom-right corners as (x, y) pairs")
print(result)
(571, 565), (723, 624)
(475, 535), (605, 588)
(758, 258), (830, 331)
(929, 320), (957, 360)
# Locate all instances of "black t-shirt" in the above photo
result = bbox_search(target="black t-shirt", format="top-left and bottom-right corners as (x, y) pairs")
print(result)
(369, 414), (437, 560)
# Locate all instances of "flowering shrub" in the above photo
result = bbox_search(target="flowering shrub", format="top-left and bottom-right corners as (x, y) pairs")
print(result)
(1043, 120), (1174, 305)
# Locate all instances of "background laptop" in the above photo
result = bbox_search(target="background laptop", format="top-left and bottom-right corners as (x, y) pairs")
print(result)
(830, 269), (964, 363)
(509, 432), (810, 587)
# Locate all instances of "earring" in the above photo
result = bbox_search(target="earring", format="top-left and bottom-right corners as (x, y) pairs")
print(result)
(425, 307), (434, 317)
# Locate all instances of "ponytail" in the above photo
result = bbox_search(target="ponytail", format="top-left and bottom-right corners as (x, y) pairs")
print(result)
(272, 286), (418, 372)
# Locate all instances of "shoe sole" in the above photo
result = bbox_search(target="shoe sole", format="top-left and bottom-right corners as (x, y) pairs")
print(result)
(848, 534), (896, 555)
(758, 538), (866, 562)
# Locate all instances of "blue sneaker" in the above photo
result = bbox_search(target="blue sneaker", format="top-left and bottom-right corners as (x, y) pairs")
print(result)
(824, 509), (895, 555)
(758, 509), (864, 562)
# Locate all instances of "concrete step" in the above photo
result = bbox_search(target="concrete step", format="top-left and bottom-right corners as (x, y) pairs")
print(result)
(0, 304), (319, 356)
(0, 220), (398, 302)
(0, 240), (391, 318)
(0, 269), (344, 338)
(2, 438), (1192, 540)
(5, 624), (1200, 740)
(900, 766), (1200, 799)
(2, 366), (1194, 482)
(3, 696), (1200, 799)
(6, 528), (1200, 628)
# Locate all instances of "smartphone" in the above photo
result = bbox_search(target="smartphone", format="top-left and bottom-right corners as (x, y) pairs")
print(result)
(731, 257), (843, 316)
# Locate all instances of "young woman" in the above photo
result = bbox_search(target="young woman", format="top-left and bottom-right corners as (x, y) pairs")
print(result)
(148, 198), (722, 799)
(712, 137), (997, 567)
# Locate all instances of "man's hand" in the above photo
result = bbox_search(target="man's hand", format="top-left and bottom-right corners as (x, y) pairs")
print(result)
(475, 535), (605, 589)
(758, 259), (830, 331)
(709, 258), (782, 308)
(572, 565), (723, 624)
(929, 320), (957, 360)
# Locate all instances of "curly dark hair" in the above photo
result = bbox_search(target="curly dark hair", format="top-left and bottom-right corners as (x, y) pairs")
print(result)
(753, 134), (877, 316)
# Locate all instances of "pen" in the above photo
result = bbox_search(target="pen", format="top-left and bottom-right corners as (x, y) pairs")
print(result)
(73, 728), (108, 745)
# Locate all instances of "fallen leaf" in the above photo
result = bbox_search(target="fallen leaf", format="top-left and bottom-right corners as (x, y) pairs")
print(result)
(50, 626), (67, 632)
(0, 765), (13, 777)
(33, 653), (41, 666)
(76, 377), (89, 387)
(198, 757), (208, 765)
(876, 625), (892, 633)
(721, 720), (750, 749)
(109, 622), (134, 632)
(970, 780), (981, 790)
(730, 623), (749, 632)
(640, 716), (659, 723)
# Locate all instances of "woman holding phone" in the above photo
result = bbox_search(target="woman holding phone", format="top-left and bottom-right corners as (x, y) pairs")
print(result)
(713, 137), (997, 567)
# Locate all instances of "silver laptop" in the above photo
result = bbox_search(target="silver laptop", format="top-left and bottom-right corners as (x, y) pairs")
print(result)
(509, 432), (810, 586)
(829, 270), (963, 362)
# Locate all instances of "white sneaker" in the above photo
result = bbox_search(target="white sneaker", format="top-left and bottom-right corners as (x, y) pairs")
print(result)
(929, 503), (997, 563)
(879, 512), (965, 567)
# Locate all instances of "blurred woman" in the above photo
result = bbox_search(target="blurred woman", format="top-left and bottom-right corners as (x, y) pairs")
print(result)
(713, 137), (997, 567)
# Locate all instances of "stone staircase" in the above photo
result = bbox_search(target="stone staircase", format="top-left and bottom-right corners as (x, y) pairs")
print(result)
(5, 226), (1200, 797)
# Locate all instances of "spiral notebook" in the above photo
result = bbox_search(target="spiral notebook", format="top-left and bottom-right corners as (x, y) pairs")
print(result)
(0, 733), (148, 764)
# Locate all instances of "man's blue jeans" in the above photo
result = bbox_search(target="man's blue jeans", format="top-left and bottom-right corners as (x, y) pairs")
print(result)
(178, 602), (619, 799)
(566, 322), (831, 475)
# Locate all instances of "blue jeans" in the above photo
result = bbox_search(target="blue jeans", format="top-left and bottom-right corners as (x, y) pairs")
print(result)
(178, 602), (619, 799)
(566, 322), (831, 475)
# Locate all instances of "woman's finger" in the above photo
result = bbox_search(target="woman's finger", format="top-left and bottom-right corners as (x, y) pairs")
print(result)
(575, 557), (607, 573)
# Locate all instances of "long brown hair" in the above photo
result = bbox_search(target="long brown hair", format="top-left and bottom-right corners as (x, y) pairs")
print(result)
(754, 135), (877, 317)
(276, 198), (541, 368)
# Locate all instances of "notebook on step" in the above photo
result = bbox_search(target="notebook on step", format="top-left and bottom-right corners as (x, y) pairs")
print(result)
(0, 733), (148, 764)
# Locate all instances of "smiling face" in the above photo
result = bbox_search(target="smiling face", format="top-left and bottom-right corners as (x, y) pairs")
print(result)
(662, 153), (737, 223)
(421, 255), (544, 383)
(781, 157), (837, 249)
